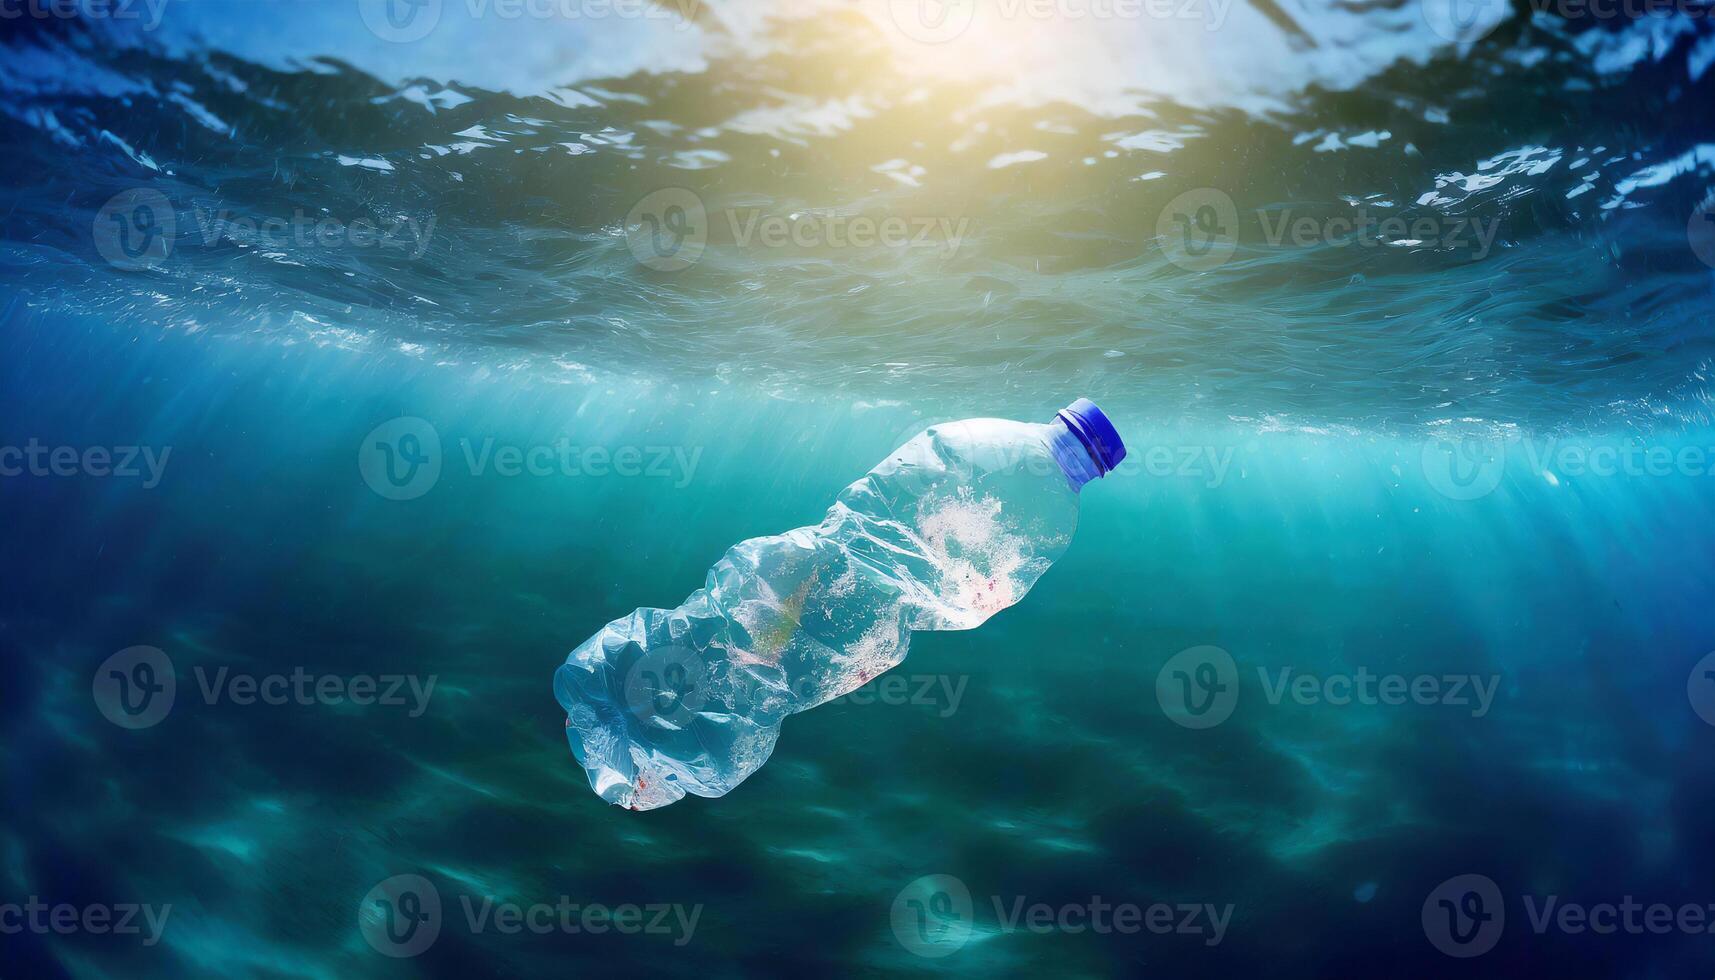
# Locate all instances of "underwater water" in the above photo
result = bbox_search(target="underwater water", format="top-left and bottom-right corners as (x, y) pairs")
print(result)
(3, 0), (1715, 976)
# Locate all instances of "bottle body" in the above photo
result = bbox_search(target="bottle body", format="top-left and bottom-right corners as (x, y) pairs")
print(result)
(555, 409), (1120, 810)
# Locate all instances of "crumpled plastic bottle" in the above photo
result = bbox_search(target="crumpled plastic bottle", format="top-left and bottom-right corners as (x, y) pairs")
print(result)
(553, 398), (1126, 810)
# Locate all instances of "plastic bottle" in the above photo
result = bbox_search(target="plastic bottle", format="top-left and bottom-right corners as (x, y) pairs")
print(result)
(554, 399), (1126, 810)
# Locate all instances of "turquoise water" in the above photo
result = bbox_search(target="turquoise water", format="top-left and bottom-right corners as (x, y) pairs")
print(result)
(4, 2), (1715, 976)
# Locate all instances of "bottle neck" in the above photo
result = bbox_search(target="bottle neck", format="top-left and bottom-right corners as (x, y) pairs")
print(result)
(1048, 418), (1103, 491)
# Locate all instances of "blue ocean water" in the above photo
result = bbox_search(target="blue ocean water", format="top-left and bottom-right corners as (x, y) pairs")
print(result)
(3, 1), (1715, 976)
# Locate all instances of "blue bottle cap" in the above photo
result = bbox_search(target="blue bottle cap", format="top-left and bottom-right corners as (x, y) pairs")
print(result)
(1055, 398), (1126, 475)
